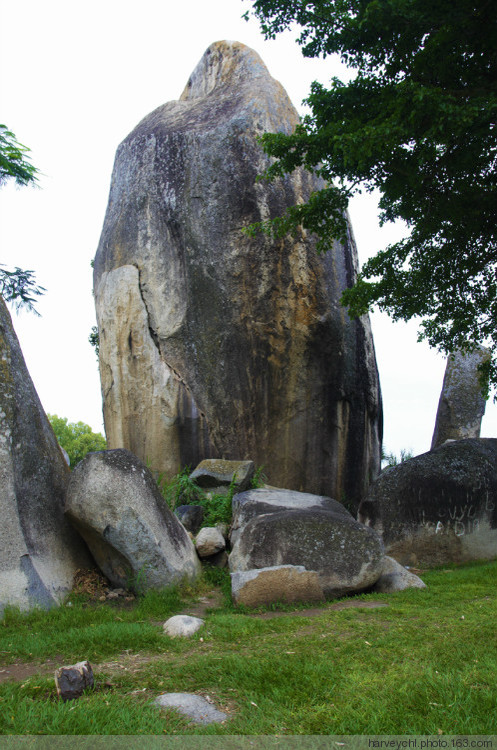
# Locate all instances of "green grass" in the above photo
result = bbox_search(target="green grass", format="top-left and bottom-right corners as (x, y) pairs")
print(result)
(0, 561), (495, 735)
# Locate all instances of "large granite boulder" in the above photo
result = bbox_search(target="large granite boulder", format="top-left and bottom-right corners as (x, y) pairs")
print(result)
(358, 439), (497, 566)
(0, 299), (92, 614)
(93, 40), (382, 513)
(431, 348), (490, 449)
(229, 489), (384, 598)
(65, 449), (201, 591)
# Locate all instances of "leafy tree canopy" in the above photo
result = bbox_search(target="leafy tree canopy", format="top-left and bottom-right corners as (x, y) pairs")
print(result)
(244, 0), (497, 390)
(47, 414), (106, 468)
(0, 124), (44, 314)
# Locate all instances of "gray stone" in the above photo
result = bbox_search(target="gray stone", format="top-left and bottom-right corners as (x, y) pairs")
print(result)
(163, 615), (205, 637)
(229, 501), (384, 598)
(230, 487), (351, 545)
(358, 438), (497, 566)
(154, 693), (227, 725)
(175, 504), (205, 535)
(93, 40), (382, 514)
(231, 565), (324, 607)
(195, 527), (226, 558)
(0, 299), (92, 615)
(54, 660), (94, 701)
(190, 459), (254, 494)
(431, 348), (490, 450)
(65, 449), (201, 591)
(371, 556), (426, 593)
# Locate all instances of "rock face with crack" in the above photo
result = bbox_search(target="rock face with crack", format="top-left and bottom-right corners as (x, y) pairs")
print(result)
(0, 299), (92, 614)
(93, 40), (382, 510)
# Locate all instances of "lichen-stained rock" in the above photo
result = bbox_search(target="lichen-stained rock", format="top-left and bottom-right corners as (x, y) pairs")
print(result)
(65, 449), (201, 591)
(0, 299), (92, 614)
(190, 459), (254, 495)
(229, 505), (384, 598)
(93, 40), (382, 512)
(230, 486), (351, 546)
(431, 348), (490, 450)
(358, 439), (497, 566)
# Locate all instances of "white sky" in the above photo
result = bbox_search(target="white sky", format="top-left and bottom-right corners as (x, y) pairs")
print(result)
(1, 0), (495, 459)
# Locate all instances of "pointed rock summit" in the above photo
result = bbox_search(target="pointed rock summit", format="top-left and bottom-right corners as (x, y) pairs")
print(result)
(93, 41), (382, 510)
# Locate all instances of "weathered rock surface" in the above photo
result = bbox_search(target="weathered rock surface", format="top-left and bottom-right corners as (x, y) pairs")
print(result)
(195, 527), (225, 558)
(93, 40), (382, 512)
(163, 615), (204, 637)
(358, 439), (497, 566)
(431, 348), (490, 450)
(154, 693), (227, 725)
(231, 565), (324, 607)
(65, 449), (201, 591)
(230, 487), (351, 545)
(0, 299), (91, 614)
(54, 660), (94, 701)
(371, 556), (426, 593)
(175, 504), (205, 535)
(190, 459), (254, 495)
(229, 496), (384, 597)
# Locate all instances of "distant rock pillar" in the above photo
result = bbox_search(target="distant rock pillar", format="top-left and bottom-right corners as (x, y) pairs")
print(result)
(431, 348), (490, 450)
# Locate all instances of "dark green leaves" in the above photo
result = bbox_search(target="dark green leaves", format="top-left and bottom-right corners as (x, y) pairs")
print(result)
(244, 0), (497, 387)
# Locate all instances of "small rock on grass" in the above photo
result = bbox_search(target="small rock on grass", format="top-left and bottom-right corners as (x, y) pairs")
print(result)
(154, 693), (227, 725)
(55, 660), (94, 701)
(163, 615), (205, 637)
(372, 556), (427, 593)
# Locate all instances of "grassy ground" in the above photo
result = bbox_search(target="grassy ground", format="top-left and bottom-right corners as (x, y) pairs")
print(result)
(0, 560), (495, 735)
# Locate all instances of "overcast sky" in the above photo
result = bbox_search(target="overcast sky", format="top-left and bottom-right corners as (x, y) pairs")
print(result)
(1, 0), (495, 459)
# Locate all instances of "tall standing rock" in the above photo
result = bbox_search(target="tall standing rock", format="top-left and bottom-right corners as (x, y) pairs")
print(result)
(0, 299), (91, 614)
(93, 41), (382, 511)
(431, 348), (490, 450)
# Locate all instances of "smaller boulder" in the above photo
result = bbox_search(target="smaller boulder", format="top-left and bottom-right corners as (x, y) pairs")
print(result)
(54, 660), (94, 701)
(231, 565), (324, 608)
(65, 450), (201, 592)
(190, 459), (254, 495)
(195, 527), (226, 558)
(175, 505), (205, 535)
(163, 615), (205, 637)
(372, 557), (427, 593)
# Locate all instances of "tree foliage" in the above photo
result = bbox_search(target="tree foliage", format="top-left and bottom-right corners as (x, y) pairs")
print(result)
(47, 414), (106, 468)
(244, 0), (497, 387)
(0, 124), (44, 314)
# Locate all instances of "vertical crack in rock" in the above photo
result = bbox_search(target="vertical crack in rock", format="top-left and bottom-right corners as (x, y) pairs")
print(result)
(93, 41), (382, 511)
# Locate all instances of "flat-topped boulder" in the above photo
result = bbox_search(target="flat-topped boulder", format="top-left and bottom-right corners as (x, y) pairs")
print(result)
(65, 449), (201, 591)
(190, 459), (254, 495)
(229, 488), (384, 598)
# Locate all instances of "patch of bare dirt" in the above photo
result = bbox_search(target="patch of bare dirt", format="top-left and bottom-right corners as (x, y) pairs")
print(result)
(0, 591), (388, 685)
(248, 599), (389, 620)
